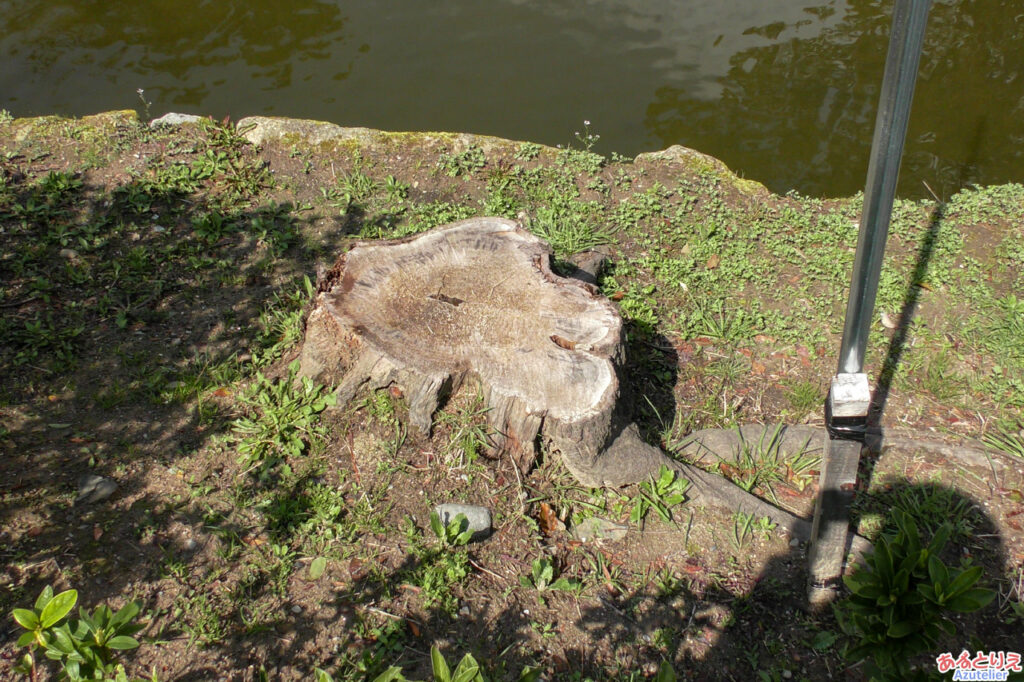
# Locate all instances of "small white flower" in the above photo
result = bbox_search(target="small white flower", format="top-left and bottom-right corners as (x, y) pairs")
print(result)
(584, 119), (591, 126)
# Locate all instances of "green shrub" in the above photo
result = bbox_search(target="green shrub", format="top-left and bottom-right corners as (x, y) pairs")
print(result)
(836, 511), (995, 681)
(11, 585), (150, 681)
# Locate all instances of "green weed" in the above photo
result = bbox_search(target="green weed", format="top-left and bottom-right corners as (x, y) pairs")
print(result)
(230, 359), (336, 478)
(436, 145), (486, 177)
(982, 428), (1024, 459)
(630, 465), (690, 526)
(519, 556), (582, 598)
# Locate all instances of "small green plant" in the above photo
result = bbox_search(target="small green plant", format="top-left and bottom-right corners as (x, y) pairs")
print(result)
(436, 145), (486, 177)
(836, 511), (995, 681)
(514, 142), (542, 162)
(383, 175), (409, 202)
(716, 424), (800, 503)
(12, 585), (147, 681)
(436, 396), (491, 468)
(731, 511), (755, 550)
(685, 296), (757, 344)
(401, 514), (473, 613)
(783, 379), (821, 419)
(362, 389), (398, 427)
(630, 464), (690, 525)
(368, 645), (541, 682)
(231, 359), (337, 477)
(253, 277), (314, 367)
(429, 511), (473, 547)
(191, 211), (235, 243)
(520, 557), (582, 597)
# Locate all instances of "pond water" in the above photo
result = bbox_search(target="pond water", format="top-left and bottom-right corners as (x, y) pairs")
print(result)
(2, 0), (1021, 198)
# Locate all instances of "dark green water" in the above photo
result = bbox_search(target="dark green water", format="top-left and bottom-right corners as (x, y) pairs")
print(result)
(2, 0), (1021, 198)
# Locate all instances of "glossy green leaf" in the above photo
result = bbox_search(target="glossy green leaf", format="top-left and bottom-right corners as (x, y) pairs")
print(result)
(370, 667), (408, 682)
(927, 524), (951, 556)
(12, 608), (40, 630)
(431, 646), (451, 682)
(39, 589), (77, 628)
(451, 653), (482, 682)
(49, 625), (77, 654)
(946, 588), (996, 613)
(34, 585), (54, 612)
(16, 630), (37, 647)
(429, 512), (444, 540)
(944, 566), (982, 599)
(927, 555), (948, 593)
(886, 620), (916, 638)
(111, 601), (141, 629)
(107, 635), (140, 650)
(874, 540), (894, 584)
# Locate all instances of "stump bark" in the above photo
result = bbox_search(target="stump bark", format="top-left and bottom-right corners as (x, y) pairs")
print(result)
(298, 217), (870, 551)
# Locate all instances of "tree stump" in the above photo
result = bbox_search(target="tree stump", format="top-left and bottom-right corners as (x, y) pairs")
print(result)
(298, 217), (872, 550)
(299, 217), (625, 479)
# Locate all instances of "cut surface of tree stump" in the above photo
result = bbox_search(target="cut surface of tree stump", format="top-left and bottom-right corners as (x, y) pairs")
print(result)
(299, 217), (624, 475)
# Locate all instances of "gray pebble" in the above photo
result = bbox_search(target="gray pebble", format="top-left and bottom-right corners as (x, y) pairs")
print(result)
(75, 474), (118, 505)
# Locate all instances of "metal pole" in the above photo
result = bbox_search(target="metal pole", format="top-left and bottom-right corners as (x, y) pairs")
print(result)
(836, 0), (932, 379)
(809, 0), (931, 608)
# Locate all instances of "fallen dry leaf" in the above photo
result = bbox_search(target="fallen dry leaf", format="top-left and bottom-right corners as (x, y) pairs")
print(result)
(538, 502), (565, 535)
(550, 334), (577, 351)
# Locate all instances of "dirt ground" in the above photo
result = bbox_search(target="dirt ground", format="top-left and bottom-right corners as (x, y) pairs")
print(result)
(1, 111), (1022, 681)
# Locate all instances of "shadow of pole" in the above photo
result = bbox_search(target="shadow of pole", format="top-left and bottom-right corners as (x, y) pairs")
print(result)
(869, 202), (945, 426)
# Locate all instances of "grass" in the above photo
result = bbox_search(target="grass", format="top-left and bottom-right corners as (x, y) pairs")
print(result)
(1, 111), (1022, 681)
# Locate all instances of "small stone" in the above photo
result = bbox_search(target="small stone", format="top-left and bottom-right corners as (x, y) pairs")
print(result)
(789, 538), (801, 548)
(149, 112), (203, 127)
(782, 670), (792, 679)
(75, 475), (118, 505)
(183, 538), (198, 552)
(572, 517), (628, 543)
(434, 504), (491, 541)
(237, 352), (253, 363)
(291, 604), (303, 614)
(59, 248), (80, 261)
(458, 606), (470, 617)
(880, 311), (898, 329)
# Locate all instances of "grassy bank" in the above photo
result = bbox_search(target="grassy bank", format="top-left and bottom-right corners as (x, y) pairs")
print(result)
(1, 111), (1022, 681)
